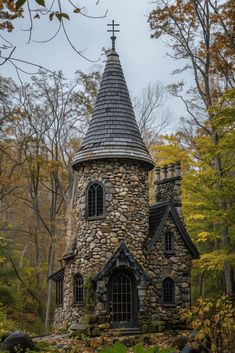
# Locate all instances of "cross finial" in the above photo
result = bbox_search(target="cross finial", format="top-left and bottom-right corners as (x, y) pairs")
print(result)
(107, 20), (120, 51)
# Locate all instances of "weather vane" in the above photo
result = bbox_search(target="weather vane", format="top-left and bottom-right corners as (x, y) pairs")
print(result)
(107, 20), (120, 51)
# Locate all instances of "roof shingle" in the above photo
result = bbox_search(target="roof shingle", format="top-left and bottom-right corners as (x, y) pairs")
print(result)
(72, 50), (154, 170)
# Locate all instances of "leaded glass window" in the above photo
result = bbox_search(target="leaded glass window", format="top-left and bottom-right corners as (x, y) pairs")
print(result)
(74, 274), (83, 304)
(165, 232), (174, 253)
(111, 272), (132, 324)
(87, 182), (104, 218)
(163, 278), (175, 304)
(56, 279), (63, 306)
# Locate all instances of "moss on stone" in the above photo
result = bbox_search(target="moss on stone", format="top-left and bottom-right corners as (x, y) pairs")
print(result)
(91, 327), (100, 337)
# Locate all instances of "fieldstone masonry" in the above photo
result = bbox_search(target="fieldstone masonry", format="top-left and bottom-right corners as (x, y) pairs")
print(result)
(51, 46), (199, 333)
(145, 216), (192, 323)
(155, 163), (182, 216)
(74, 159), (149, 270)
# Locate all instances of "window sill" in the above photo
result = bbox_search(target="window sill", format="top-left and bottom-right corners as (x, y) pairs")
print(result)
(86, 215), (106, 221)
(73, 303), (84, 307)
(164, 252), (175, 257)
(163, 303), (176, 308)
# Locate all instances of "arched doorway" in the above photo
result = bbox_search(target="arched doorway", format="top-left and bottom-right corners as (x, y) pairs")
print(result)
(108, 269), (138, 328)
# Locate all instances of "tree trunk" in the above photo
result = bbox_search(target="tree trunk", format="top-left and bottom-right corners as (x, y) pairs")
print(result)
(212, 131), (235, 297)
(65, 172), (78, 248)
(44, 236), (56, 328)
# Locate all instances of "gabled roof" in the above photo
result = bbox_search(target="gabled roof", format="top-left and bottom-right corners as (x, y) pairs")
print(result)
(72, 50), (154, 171)
(148, 201), (200, 258)
(94, 241), (149, 282)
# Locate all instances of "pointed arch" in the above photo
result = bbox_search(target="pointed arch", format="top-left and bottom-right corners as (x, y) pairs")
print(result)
(108, 268), (138, 328)
(74, 274), (84, 305)
(87, 182), (105, 219)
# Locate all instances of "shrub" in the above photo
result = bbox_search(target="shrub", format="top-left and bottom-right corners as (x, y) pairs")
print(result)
(181, 294), (235, 353)
(0, 303), (15, 339)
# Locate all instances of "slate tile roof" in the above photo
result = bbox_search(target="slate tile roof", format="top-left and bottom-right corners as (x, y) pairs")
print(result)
(149, 201), (170, 239)
(72, 50), (155, 170)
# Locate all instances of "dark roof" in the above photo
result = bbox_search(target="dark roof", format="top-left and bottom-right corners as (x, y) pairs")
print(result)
(72, 50), (154, 171)
(94, 241), (149, 282)
(62, 237), (76, 261)
(149, 201), (170, 239)
(148, 201), (200, 259)
(49, 268), (65, 282)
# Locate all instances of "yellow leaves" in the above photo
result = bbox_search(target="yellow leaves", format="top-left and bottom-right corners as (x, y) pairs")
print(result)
(193, 250), (235, 271)
(181, 296), (235, 353)
(187, 214), (206, 221)
(197, 231), (211, 242)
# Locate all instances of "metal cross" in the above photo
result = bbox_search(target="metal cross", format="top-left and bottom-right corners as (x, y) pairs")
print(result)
(107, 20), (120, 51)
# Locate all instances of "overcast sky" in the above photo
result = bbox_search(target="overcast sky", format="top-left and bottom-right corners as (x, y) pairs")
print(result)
(1, 0), (192, 131)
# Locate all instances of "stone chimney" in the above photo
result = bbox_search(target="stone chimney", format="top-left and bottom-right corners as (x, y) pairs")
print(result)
(155, 162), (182, 214)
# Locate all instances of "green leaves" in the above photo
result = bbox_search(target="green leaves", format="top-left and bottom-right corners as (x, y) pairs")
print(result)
(99, 342), (128, 353)
(133, 343), (158, 353)
(35, 0), (45, 6)
(99, 342), (173, 353)
(49, 11), (70, 22)
(15, 0), (45, 10)
(15, 0), (26, 10)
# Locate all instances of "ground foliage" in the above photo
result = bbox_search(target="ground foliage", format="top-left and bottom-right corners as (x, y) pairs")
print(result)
(181, 295), (235, 353)
(27, 332), (177, 353)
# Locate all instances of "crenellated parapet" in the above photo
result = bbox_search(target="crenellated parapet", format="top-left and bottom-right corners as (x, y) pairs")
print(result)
(155, 162), (182, 212)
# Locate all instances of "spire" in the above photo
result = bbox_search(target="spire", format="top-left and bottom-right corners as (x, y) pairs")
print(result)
(72, 43), (155, 171)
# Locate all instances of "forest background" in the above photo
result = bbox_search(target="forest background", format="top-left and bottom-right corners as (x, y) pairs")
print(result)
(0, 0), (234, 334)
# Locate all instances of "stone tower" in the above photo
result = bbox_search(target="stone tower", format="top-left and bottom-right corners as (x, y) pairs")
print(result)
(52, 45), (155, 329)
(51, 37), (199, 333)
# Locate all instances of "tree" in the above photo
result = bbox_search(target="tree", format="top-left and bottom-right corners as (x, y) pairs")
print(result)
(0, 68), (100, 328)
(149, 0), (235, 297)
(133, 82), (170, 148)
(0, 0), (107, 72)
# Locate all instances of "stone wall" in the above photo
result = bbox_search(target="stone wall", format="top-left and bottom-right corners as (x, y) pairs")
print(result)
(53, 158), (193, 332)
(144, 215), (192, 326)
(74, 158), (149, 270)
(53, 158), (150, 330)
(155, 163), (182, 216)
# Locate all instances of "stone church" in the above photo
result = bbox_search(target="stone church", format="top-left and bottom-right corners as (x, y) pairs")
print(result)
(50, 34), (199, 333)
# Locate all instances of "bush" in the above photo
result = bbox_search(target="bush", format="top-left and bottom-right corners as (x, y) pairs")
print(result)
(181, 294), (235, 353)
(0, 303), (15, 339)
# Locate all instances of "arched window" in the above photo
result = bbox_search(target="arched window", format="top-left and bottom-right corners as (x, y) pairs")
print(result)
(163, 278), (175, 304)
(164, 232), (174, 254)
(74, 274), (84, 305)
(87, 182), (104, 218)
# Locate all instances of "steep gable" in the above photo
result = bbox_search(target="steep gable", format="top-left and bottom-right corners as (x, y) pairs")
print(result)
(94, 241), (149, 282)
(148, 201), (199, 258)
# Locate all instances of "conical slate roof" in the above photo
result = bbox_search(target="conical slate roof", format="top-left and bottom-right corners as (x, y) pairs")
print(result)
(72, 50), (155, 171)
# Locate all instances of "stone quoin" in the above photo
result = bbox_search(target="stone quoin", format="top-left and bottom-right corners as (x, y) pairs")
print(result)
(50, 26), (199, 333)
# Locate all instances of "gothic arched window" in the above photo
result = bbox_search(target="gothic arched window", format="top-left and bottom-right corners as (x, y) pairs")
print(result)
(164, 232), (174, 254)
(74, 274), (84, 305)
(87, 182), (104, 218)
(163, 278), (175, 304)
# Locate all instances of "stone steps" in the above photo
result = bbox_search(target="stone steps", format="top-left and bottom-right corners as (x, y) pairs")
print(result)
(108, 328), (142, 336)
